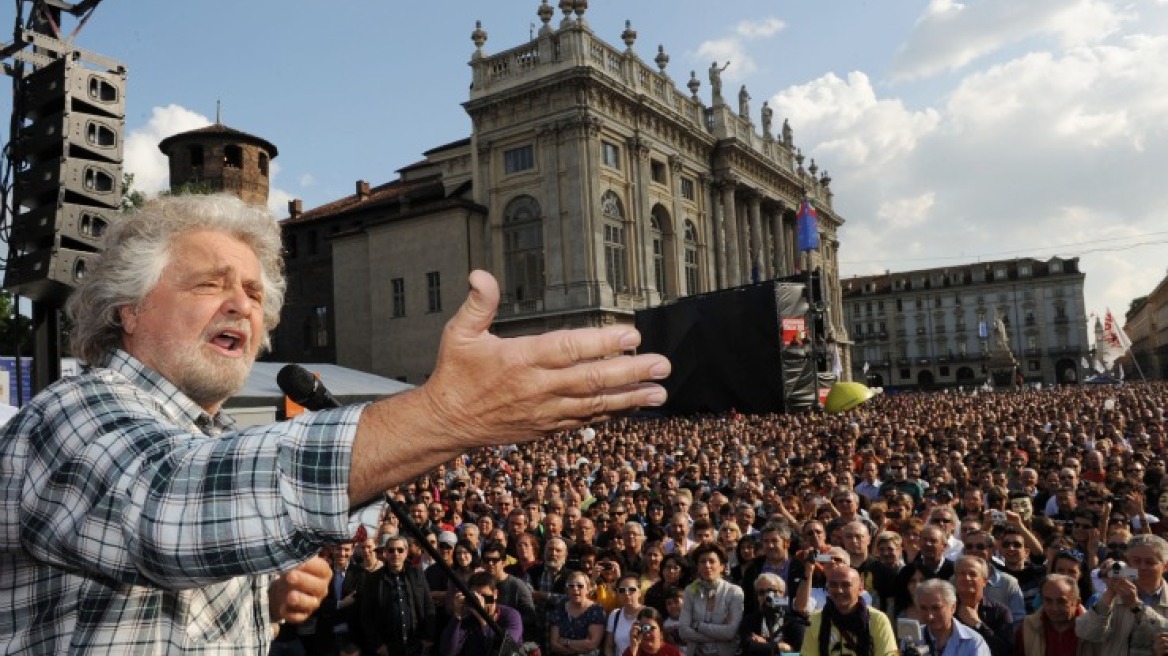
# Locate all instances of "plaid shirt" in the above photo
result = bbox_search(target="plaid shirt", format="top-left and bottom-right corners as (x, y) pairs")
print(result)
(0, 350), (373, 654)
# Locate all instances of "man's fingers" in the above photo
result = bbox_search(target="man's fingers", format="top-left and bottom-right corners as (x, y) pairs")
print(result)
(525, 327), (645, 370)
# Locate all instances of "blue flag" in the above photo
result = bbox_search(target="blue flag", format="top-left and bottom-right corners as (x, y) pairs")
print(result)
(796, 198), (821, 252)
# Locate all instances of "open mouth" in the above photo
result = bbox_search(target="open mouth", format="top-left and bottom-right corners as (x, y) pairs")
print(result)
(209, 329), (247, 354)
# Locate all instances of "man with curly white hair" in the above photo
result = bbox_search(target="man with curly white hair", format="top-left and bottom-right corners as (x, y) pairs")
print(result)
(0, 194), (670, 653)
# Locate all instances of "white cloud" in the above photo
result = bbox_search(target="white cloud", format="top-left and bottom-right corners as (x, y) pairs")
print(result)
(877, 192), (936, 229)
(828, 10), (1168, 319)
(124, 104), (297, 215)
(736, 17), (784, 39)
(694, 16), (785, 83)
(891, 0), (1130, 80)
(123, 105), (210, 196)
(771, 72), (941, 171)
(298, 173), (316, 187)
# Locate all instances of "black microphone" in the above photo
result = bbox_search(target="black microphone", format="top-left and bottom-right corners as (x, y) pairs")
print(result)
(276, 364), (341, 410)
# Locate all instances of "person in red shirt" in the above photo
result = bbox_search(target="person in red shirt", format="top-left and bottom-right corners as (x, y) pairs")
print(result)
(1013, 574), (1086, 656)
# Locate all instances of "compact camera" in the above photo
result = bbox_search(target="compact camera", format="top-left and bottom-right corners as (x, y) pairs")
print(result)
(990, 510), (1007, 524)
(815, 553), (834, 563)
(763, 590), (789, 611)
(1109, 561), (1139, 581)
(638, 623), (655, 635)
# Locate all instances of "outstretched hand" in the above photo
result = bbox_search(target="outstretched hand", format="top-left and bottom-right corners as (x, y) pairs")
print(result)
(419, 270), (670, 445)
(351, 271), (671, 504)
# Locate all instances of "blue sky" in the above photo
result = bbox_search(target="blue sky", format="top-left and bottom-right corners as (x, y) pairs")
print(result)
(4, 0), (1167, 324)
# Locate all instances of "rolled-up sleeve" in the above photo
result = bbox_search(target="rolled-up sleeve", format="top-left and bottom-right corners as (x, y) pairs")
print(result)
(16, 364), (377, 589)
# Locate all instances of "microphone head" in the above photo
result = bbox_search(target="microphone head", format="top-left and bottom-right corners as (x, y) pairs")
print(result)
(277, 364), (318, 404)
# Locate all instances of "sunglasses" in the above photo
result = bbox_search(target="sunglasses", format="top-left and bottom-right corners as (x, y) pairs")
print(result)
(483, 557), (503, 564)
(384, 547), (407, 553)
(481, 595), (496, 604)
(565, 583), (587, 589)
(617, 587), (639, 594)
(1001, 541), (1025, 549)
(439, 544), (454, 550)
(1107, 542), (1128, 550)
(964, 543), (989, 551)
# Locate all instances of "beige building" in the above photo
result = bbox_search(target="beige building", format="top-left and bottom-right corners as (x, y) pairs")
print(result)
(274, 4), (848, 383)
(1123, 273), (1168, 380)
(842, 257), (1090, 389)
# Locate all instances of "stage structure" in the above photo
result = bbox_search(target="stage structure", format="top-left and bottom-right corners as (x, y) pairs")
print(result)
(635, 272), (827, 415)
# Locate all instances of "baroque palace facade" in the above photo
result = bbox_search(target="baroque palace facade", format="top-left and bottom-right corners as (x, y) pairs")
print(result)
(272, 3), (849, 383)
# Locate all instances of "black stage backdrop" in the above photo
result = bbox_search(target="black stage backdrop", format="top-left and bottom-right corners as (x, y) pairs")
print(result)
(634, 278), (816, 415)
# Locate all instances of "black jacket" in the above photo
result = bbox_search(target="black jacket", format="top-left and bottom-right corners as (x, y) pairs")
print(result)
(358, 565), (436, 651)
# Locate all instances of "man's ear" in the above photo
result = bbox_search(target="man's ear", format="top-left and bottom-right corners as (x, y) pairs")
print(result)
(118, 305), (138, 335)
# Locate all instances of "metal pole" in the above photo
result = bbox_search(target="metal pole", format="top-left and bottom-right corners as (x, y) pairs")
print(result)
(806, 252), (819, 410)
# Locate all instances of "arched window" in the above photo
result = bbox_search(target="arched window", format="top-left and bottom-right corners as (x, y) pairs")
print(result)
(601, 191), (628, 293)
(503, 196), (544, 302)
(258, 152), (269, 176)
(650, 205), (675, 298)
(684, 219), (700, 296)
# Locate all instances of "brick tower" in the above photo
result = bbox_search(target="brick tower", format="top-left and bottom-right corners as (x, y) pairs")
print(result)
(157, 122), (277, 206)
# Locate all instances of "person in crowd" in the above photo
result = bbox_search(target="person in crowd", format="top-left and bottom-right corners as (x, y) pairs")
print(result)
(729, 535), (759, 585)
(313, 541), (362, 655)
(678, 544), (744, 656)
(624, 608), (683, 656)
(439, 571), (524, 656)
(740, 524), (794, 614)
(550, 571), (607, 656)
(799, 566), (897, 656)
(620, 523), (649, 576)
(605, 574), (647, 656)
(646, 553), (690, 616)
(533, 537), (577, 652)
(917, 579), (991, 656)
(595, 554), (626, 613)
(0, 193), (669, 652)
(639, 541), (666, 594)
(359, 534), (436, 656)
(506, 532), (543, 589)
(953, 555), (1015, 656)
(997, 527), (1046, 614)
(480, 541), (537, 643)
(1013, 574), (1094, 656)
(962, 530), (1027, 626)
(1076, 534), (1168, 655)
(739, 573), (807, 656)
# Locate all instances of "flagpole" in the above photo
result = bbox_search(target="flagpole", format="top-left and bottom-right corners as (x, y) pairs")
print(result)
(806, 249), (820, 410)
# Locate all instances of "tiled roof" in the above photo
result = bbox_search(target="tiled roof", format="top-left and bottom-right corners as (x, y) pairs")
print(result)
(281, 174), (446, 225)
(157, 122), (278, 157)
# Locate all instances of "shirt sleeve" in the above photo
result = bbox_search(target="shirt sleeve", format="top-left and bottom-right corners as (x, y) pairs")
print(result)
(18, 379), (371, 589)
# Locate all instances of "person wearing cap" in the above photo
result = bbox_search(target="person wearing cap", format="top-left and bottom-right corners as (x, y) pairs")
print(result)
(359, 534), (436, 656)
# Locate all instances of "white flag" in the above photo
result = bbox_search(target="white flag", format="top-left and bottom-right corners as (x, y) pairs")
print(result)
(1080, 357), (1090, 369)
(1094, 359), (1106, 373)
(1106, 308), (1133, 351)
(832, 345), (843, 378)
(863, 361), (870, 374)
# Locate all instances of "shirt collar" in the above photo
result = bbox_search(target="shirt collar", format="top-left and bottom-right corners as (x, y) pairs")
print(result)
(100, 349), (235, 436)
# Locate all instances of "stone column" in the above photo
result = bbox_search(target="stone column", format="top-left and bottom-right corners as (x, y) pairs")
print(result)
(771, 203), (786, 278)
(719, 179), (740, 287)
(747, 190), (763, 283)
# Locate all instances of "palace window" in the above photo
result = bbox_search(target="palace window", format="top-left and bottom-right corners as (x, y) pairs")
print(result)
(504, 145), (535, 174)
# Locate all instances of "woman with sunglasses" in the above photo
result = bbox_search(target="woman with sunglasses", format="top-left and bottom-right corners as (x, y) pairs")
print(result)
(624, 608), (681, 656)
(551, 571), (606, 656)
(604, 575), (646, 656)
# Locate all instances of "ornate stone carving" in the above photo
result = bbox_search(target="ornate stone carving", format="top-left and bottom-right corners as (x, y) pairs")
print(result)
(655, 45), (670, 73)
(668, 154), (683, 174)
(621, 20), (637, 50)
(471, 20), (488, 57)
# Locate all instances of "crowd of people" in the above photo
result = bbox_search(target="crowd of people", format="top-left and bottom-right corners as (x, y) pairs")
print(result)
(275, 380), (1168, 656)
